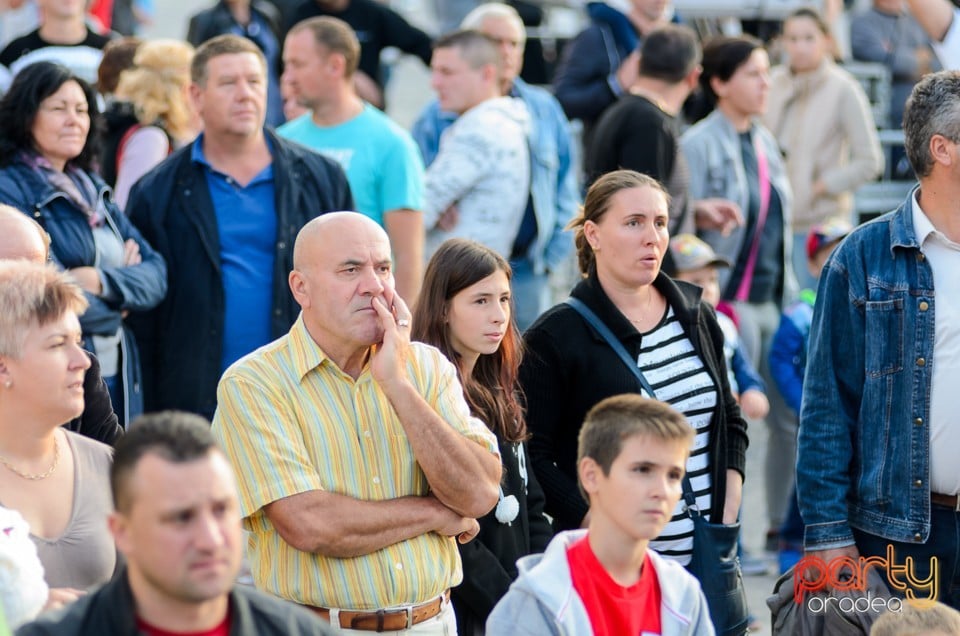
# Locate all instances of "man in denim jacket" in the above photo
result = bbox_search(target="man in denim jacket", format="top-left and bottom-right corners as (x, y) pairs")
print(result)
(796, 70), (960, 609)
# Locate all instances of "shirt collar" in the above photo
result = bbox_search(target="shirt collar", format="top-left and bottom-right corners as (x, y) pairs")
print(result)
(190, 133), (210, 167)
(289, 314), (330, 381)
(912, 189), (948, 248)
(190, 132), (275, 168)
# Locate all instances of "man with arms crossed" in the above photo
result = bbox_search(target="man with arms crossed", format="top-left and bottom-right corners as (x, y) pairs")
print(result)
(213, 212), (501, 632)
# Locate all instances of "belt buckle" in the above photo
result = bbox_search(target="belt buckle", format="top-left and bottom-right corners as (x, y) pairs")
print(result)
(954, 495), (960, 513)
(404, 605), (414, 630)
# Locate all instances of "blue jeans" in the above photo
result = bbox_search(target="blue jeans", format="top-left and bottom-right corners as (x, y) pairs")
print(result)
(853, 503), (960, 610)
(509, 258), (551, 333)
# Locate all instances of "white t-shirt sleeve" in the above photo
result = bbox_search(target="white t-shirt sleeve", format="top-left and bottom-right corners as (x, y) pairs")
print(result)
(933, 7), (960, 69)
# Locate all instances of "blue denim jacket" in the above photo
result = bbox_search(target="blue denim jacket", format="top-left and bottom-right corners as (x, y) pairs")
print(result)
(797, 190), (936, 548)
(411, 78), (578, 274)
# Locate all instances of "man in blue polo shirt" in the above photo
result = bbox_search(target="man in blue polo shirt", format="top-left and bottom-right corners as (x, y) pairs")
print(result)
(127, 34), (352, 420)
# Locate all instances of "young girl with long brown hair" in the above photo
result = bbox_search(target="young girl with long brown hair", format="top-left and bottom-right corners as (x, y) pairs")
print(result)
(412, 238), (552, 635)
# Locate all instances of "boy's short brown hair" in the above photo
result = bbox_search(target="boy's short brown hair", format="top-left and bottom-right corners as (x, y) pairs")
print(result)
(577, 394), (694, 498)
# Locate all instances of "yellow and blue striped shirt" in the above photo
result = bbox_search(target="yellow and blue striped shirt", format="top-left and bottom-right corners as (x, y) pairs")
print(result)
(212, 315), (498, 609)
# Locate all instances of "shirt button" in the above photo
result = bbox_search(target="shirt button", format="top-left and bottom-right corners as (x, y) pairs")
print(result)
(372, 476), (380, 485)
(395, 562), (403, 570)
(277, 241), (286, 250)
(363, 430), (371, 438)
(917, 358), (926, 367)
(919, 301), (929, 311)
(915, 479), (923, 487)
(915, 417), (923, 426)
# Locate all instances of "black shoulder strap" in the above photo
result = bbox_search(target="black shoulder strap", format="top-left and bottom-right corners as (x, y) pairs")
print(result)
(563, 297), (657, 398)
(564, 298), (700, 504)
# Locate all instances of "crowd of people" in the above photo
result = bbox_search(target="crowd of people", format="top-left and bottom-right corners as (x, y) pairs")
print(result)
(2, 0), (960, 634)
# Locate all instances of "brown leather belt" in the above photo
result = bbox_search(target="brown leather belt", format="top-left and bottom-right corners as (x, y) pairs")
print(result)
(304, 590), (450, 632)
(932, 492), (960, 511)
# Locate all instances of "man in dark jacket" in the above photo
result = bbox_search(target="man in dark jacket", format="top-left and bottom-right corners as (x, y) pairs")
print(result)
(127, 34), (353, 421)
(16, 411), (333, 635)
(0, 204), (122, 446)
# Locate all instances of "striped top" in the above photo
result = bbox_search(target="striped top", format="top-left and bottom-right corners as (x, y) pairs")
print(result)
(212, 316), (498, 609)
(639, 307), (717, 566)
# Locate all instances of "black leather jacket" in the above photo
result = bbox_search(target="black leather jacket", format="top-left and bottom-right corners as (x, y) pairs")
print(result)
(126, 128), (353, 419)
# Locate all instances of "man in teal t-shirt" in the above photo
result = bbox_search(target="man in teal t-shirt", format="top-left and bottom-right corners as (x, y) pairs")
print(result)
(279, 16), (425, 304)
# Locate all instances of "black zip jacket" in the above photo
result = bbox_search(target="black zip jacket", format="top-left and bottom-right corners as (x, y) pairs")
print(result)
(519, 269), (748, 531)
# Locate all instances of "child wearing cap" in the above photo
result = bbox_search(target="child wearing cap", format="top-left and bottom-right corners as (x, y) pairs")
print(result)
(669, 234), (771, 591)
(669, 234), (770, 422)
(487, 395), (713, 636)
(768, 217), (852, 573)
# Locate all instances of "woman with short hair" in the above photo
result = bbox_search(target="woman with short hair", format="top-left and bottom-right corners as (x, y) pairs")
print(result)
(0, 261), (115, 597)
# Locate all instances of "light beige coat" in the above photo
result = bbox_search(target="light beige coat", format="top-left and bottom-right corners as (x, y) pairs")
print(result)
(764, 59), (883, 233)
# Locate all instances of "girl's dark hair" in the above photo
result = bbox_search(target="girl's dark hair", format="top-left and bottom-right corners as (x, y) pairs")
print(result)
(412, 239), (526, 443)
(699, 35), (765, 106)
(0, 61), (103, 171)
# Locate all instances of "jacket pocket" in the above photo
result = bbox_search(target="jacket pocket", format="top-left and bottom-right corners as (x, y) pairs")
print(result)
(864, 298), (903, 378)
(857, 371), (895, 506)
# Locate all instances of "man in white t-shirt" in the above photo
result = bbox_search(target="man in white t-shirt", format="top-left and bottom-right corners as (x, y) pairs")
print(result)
(424, 29), (530, 260)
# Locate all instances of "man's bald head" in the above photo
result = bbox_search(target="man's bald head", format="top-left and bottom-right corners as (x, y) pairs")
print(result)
(0, 205), (49, 264)
(292, 212), (390, 271)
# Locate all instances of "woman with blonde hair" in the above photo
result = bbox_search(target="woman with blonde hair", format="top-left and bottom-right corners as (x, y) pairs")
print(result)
(102, 38), (196, 211)
(0, 261), (115, 599)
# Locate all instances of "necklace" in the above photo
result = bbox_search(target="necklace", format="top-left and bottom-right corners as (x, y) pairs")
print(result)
(0, 437), (60, 481)
(624, 290), (658, 327)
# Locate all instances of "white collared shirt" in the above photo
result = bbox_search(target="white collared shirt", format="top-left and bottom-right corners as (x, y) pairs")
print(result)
(912, 192), (960, 495)
(933, 8), (960, 69)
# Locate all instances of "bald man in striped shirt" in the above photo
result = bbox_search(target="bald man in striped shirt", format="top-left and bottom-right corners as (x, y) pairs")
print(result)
(212, 212), (501, 633)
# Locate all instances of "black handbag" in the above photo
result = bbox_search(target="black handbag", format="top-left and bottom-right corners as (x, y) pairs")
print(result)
(565, 298), (750, 636)
(682, 475), (750, 636)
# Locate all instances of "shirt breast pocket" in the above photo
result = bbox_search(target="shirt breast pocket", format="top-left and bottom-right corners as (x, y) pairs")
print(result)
(864, 298), (904, 378)
(706, 164), (730, 199)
